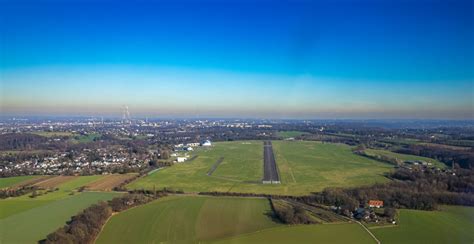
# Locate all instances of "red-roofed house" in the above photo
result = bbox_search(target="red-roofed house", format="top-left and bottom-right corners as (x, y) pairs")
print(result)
(368, 200), (384, 208)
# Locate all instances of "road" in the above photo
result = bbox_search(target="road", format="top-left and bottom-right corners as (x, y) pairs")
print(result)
(262, 141), (280, 184)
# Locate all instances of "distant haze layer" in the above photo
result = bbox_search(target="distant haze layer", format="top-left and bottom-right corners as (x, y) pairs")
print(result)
(1, 1), (473, 119)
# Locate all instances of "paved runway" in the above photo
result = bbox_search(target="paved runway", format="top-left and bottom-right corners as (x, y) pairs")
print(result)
(262, 141), (280, 184)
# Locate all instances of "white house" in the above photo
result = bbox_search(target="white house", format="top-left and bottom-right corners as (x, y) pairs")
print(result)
(177, 157), (187, 163)
(186, 147), (194, 151)
(202, 140), (212, 147)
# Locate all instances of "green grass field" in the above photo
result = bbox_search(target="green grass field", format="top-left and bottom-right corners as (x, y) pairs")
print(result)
(128, 141), (393, 195)
(31, 131), (75, 137)
(214, 223), (376, 244)
(276, 131), (308, 138)
(0, 175), (121, 243)
(0, 192), (119, 243)
(365, 149), (446, 168)
(272, 141), (392, 194)
(0, 175), (106, 219)
(372, 206), (474, 244)
(0, 175), (43, 189)
(68, 133), (101, 143)
(96, 196), (279, 243)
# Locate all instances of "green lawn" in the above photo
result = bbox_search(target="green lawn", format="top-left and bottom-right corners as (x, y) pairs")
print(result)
(272, 141), (392, 195)
(365, 149), (446, 168)
(0, 175), (43, 189)
(211, 142), (262, 182)
(372, 206), (474, 244)
(214, 223), (376, 244)
(0, 175), (106, 219)
(129, 141), (393, 195)
(96, 196), (279, 243)
(0, 192), (119, 243)
(276, 131), (308, 138)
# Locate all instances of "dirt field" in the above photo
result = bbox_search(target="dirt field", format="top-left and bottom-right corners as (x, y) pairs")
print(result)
(84, 174), (138, 191)
(33, 176), (78, 188)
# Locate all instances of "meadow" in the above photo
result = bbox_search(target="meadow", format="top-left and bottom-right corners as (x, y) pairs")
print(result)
(71, 133), (101, 143)
(1, 175), (109, 218)
(31, 131), (75, 137)
(0, 192), (119, 243)
(96, 197), (474, 244)
(96, 196), (279, 243)
(365, 149), (446, 168)
(0, 175), (46, 189)
(97, 195), (375, 244)
(372, 206), (474, 244)
(214, 223), (376, 244)
(128, 141), (393, 195)
(0, 175), (121, 243)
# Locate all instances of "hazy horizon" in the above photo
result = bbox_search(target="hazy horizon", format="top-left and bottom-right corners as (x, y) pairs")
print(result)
(1, 1), (473, 119)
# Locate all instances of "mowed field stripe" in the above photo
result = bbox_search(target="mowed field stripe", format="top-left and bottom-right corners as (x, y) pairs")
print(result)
(33, 176), (78, 188)
(274, 148), (296, 184)
(84, 174), (138, 191)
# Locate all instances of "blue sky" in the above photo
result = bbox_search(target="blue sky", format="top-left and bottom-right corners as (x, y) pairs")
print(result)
(1, 1), (473, 119)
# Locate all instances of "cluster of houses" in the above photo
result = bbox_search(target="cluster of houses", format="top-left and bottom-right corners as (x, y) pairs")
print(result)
(352, 200), (396, 224)
(0, 147), (147, 175)
(330, 200), (396, 225)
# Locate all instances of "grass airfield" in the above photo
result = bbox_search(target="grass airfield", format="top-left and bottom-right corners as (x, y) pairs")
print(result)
(128, 140), (393, 195)
(1, 140), (472, 244)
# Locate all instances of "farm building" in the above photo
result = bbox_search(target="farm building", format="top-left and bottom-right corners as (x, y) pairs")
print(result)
(186, 147), (194, 151)
(177, 157), (187, 163)
(202, 140), (212, 147)
(368, 200), (384, 208)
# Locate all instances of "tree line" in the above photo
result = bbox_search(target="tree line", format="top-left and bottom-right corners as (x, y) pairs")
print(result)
(396, 144), (474, 169)
(270, 199), (317, 224)
(0, 186), (38, 199)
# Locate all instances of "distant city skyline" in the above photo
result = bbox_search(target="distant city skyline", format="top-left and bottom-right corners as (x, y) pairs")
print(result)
(1, 1), (473, 119)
